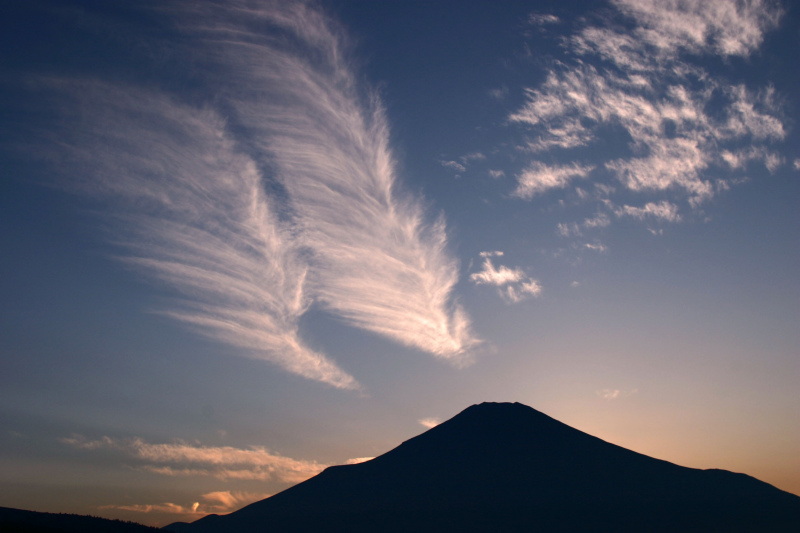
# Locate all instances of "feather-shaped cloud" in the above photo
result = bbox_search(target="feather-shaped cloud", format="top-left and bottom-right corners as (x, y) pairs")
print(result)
(32, 0), (478, 388)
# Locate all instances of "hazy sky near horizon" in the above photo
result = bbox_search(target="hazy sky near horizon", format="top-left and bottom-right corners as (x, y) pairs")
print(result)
(1, 0), (799, 526)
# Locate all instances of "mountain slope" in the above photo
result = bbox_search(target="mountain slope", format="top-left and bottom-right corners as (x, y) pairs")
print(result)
(165, 402), (800, 532)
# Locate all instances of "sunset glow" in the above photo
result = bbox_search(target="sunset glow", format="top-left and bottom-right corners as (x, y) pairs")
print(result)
(1, 1), (798, 527)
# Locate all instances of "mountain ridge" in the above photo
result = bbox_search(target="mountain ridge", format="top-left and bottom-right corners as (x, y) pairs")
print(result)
(165, 402), (800, 532)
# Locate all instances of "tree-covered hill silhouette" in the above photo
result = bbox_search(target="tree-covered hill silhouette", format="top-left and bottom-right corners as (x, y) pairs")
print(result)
(0, 506), (159, 533)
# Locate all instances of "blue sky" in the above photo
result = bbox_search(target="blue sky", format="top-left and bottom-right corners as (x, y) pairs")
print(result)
(1, 0), (799, 526)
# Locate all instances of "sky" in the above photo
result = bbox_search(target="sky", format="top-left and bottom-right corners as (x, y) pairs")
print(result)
(1, 0), (798, 526)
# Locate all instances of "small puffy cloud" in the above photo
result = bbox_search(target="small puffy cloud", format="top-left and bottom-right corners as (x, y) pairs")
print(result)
(488, 169), (505, 179)
(61, 435), (324, 484)
(479, 250), (504, 258)
(418, 417), (441, 429)
(514, 162), (594, 199)
(470, 257), (542, 304)
(441, 160), (467, 172)
(597, 388), (638, 400)
(583, 243), (607, 253)
(794, 159), (800, 171)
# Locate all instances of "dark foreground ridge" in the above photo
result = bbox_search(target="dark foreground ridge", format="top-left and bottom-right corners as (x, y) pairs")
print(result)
(163, 402), (800, 532)
(0, 506), (160, 533)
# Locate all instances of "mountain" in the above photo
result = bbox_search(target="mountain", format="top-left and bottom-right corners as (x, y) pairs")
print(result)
(0, 506), (160, 533)
(164, 402), (800, 532)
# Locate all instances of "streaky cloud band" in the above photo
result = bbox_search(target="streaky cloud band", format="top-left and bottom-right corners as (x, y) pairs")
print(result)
(41, 80), (357, 389)
(177, 0), (479, 360)
(28, 0), (478, 388)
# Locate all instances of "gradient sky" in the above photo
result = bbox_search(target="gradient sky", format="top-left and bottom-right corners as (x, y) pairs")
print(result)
(1, 0), (799, 527)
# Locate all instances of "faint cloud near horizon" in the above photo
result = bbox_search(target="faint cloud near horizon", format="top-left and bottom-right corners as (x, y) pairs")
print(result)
(345, 456), (375, 465)
(99, 490), (269, 520)
(60, 434), (324, 484)
(418, 417), (441, 429)
(597, 388), (639, 400)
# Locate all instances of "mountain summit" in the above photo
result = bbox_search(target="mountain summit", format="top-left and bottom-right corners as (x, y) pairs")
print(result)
(166, 402), (800, 532)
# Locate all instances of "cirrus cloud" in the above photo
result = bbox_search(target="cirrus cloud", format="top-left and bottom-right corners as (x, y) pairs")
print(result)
(27, 0), (478, 389)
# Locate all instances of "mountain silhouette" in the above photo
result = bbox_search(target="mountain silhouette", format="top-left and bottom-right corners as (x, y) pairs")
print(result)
(164, 402), (800, 532)
(0, 506), (160, 533)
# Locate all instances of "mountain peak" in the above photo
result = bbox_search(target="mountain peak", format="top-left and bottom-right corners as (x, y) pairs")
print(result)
(449, 401), (561, 426)
(168, 402), (800, 533)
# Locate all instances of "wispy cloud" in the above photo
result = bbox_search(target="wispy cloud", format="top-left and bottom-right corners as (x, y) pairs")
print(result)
(557, 222), (580, 238)
(583, 214), (611, 229)
(613, 0), (782, 57)
(200, 491), (270, 512)
(461, 152), (487, 164)
(167, 0), (479, 364)
(61, 434), (324, 484)
(722, 146), (784, 172)
(33, 0), (477, 387)
(513, 162), (594, 199)
(528, 13), (560, 27)
(510, 0), (786, 236)
(470, 254), (542, 304)
(344, 456), (374, 464)
(41, 81), (357, 390)
(615, 201), (681, 223)
(557, 210), (612, 238)
(489, 86), (509, 100)
(418, 417), (441, 429)
(470, 260), (527, 286)
(100, 502), (200, 517)
(583, 243), (607, 253)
